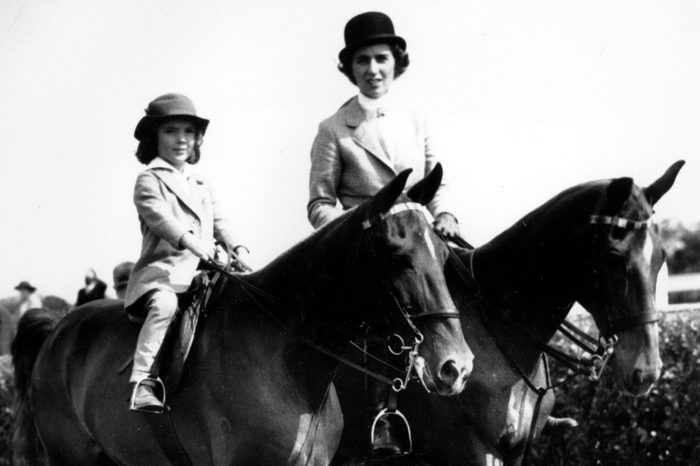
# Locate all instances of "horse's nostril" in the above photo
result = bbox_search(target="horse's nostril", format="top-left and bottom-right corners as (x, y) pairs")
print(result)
(632, 368), (654, 388)
(633, 369), (643, 387)
(438, 360), (460, 386)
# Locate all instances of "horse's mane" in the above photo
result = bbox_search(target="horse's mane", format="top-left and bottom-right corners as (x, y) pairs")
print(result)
(248, 203), (366, 284)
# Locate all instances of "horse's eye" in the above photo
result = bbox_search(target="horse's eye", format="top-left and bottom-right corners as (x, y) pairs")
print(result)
(610, 228), (628, 241)
(389, 254), (413, 268)
(603, 250), (627, 268)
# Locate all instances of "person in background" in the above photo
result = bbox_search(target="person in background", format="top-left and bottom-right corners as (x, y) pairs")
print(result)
(76, 268), (107, 306)
(112, 262), (134, 300)
(13, 281), (42, 317)
(306, 11), (460, 457)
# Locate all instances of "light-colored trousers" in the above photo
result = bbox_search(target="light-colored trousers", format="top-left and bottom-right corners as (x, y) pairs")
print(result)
(130, 289), (178, 383)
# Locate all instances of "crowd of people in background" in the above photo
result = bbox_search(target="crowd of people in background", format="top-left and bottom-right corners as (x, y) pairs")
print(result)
(1, 261), (134, 323)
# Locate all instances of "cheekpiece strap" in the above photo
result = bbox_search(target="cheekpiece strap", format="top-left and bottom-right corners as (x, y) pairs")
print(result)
(362, 202), (434, 230)
(589, 215), (652, 231)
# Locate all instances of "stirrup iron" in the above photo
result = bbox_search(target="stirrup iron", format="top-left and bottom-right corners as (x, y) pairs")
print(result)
(370, 408), (412, 456)
(129, 376), (166, 413)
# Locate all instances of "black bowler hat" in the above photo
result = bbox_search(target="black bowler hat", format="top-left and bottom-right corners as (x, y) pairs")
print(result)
(339, 12), (406, 63)
(134, 93), (209, 141)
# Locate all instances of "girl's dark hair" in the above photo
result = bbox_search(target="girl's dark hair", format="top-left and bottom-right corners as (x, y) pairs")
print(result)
(135, 119), (204, 165)
(338, 43), (410, 85)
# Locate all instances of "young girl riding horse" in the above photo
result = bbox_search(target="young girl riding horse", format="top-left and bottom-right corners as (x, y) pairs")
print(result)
(125, 93), (241, 413)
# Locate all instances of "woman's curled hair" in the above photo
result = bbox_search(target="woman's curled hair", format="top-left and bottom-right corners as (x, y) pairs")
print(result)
(338, 43), (409, 85)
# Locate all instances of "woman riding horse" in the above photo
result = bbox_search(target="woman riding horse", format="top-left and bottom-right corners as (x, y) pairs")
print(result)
(307, 12), (462, 457)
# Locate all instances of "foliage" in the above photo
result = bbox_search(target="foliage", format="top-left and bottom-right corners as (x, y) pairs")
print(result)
(659, 220), (700, 274)
(531, 312), (700, 465)
(0, 356), (13, 465)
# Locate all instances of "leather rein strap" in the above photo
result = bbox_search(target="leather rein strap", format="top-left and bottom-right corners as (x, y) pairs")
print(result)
(208, 202), (458, 390)
(207, 255), (396, 388)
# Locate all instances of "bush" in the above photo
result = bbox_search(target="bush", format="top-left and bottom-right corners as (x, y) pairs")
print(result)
(531, 312), (700, 465)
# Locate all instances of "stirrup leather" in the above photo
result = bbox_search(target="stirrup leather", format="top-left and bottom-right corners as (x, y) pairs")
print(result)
(370, 408), (412, 456)
(129, 376), (166, 413)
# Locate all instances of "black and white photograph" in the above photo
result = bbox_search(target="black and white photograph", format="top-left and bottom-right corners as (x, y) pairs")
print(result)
(0, 1), (698, 464)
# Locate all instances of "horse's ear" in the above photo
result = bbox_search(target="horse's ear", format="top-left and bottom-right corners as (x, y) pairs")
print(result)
(603, 177), (634, 213)
(407, 163), (443, 206)
(368, 169), (413, 217)
(643, 160), (685, 206)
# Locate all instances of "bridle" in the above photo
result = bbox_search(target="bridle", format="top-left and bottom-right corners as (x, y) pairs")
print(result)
(536, 213), (659, 381)
(588, 214), (659, 338)
(208, 202), (460, 393)
(360, 202), (461, 391)
(447, 211), (660, 465)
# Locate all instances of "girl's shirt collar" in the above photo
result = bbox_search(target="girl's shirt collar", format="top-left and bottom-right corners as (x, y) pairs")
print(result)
(149, 157), (192, 178)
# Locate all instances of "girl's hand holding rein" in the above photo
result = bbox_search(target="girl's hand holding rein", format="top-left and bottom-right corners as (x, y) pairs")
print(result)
(180, 232), (216, 261)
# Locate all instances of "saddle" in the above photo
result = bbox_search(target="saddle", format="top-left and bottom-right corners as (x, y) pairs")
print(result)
(124, 271), (220, 392)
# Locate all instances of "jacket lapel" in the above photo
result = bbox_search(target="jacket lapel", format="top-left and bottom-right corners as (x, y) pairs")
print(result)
(341, 97), (396, 173)
(150, 168), (204, 220)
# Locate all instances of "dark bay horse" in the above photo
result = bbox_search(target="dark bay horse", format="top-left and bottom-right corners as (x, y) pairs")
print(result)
(13, 166), (473, 465)
(335, 161), (684, 465)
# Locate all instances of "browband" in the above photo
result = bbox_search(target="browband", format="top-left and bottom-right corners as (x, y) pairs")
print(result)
(589, 215), (652, 231)
(362, 202), (434, 230)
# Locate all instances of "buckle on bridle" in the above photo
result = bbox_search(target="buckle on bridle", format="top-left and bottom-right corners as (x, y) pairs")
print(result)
(589, 334), (618, 381)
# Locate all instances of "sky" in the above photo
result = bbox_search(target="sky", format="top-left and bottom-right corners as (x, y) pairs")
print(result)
(1, 0), (698, 302)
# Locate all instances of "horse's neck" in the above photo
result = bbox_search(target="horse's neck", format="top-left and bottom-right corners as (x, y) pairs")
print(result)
(475, 206), (583, 342)
(248, 229), (361, 341)
(213, 222), (364, 365)
(200, 272), (348, 404)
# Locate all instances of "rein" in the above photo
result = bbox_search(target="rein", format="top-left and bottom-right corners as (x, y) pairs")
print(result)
(208, 202), (457, 392)
(207, 250), (397, 388)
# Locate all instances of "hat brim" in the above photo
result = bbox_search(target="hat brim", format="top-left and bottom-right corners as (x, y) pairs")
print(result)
(339, 35), (406, 63)
(15, 285), (36, 292)
(134, 115), (210, 141)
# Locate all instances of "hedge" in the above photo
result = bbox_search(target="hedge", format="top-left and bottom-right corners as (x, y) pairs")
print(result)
(532, 312), (700, 465)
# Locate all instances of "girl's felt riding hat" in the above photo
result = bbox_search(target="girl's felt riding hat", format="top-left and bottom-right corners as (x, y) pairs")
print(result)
(338, 11), (406, 63)
(134, 93), (209, 141)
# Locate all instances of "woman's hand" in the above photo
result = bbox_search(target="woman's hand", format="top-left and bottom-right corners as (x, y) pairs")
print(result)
(180, 232), (216, 261)
(433, 212), (460, 239)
